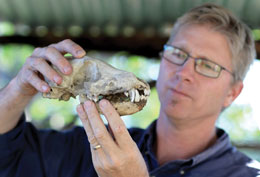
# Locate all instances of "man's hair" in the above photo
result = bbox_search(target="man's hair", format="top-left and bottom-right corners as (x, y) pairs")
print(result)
(168, 3), (256, 82)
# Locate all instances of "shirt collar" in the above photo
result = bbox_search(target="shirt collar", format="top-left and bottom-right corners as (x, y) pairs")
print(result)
(138, 119), (233, 168)
(191, 128), (233, 166)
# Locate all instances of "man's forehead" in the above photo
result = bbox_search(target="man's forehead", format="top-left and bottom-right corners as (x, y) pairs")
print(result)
(168, 24), (232, 62)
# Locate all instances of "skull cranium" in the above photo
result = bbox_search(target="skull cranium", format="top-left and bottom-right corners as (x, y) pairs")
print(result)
(43, 56), (150, 115)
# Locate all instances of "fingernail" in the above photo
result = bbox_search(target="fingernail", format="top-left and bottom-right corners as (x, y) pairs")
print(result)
(100, 100), (107, 108)
(76, 50), (85, 57)
(42, 85), (49, 92)
(84, 101), (92, 108)
(77, 104), (83, 113)
(63, 66), (72, 74)
(54, 76), (61, 83)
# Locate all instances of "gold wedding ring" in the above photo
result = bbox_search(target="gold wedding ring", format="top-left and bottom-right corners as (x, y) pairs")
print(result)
(93, 144), (102, 150)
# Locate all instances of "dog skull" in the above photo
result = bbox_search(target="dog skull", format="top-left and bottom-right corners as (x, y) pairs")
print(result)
(43, 56), (150, 115)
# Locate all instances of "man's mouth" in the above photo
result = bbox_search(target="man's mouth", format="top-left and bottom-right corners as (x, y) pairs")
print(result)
(172, 88), (190, 98)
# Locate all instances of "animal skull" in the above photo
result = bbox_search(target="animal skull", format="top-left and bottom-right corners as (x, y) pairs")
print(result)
(43, 56), (150, 116)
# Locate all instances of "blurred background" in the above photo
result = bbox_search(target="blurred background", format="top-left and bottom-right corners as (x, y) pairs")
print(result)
(0, 0), (260, 161)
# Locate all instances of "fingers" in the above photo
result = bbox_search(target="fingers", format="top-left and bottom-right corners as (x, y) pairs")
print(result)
(50, 39), (86, 58)
(77, 102), (117, 154)
(24, 39), (85, 92)
(27, 57), (63, 85)
(77, 101), (149, 177)
(30, 39), (85, 84)
(77, 103), (114, 173)
(40, 47), (73, 75)
(32, 39), (86, 76)
(14, 39), (86, 97)
(98, 99), (135, 149)
(24, 55), (64, 93)
(24, 69), (50, 92)
(76, 104), (97, 145)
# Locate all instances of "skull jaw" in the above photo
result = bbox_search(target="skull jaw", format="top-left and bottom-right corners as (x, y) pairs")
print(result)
(79, 94), (147, 116)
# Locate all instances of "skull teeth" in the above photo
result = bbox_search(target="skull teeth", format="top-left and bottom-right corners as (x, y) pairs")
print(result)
(135, 90), (140, 102)
(144, 89), (150, 96)
(124, 91), (129, 97)
(127, 89), (149, 102)
(140, 95), (146, 100)
(129, 89), (135, 102)
(86, 88), (149, 103)
(93, 96), (98, 102)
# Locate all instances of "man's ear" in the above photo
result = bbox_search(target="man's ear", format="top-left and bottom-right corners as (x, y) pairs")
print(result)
(223, 81), (243, 108)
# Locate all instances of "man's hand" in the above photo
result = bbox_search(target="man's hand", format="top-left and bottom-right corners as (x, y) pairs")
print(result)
(14, 39), (86, 97)
(76, 99), (149, 177)
(0, 39), (86, 134)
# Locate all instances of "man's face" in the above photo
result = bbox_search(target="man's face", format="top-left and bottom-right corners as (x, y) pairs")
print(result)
(156, 24), (241, 122)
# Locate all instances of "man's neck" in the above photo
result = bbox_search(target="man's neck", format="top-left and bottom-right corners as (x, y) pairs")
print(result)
(155, 112), (217, 165)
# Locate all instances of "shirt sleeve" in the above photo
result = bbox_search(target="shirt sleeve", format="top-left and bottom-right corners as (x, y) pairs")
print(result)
(0, 114), (26, 162)
(0, 114), (95, 177)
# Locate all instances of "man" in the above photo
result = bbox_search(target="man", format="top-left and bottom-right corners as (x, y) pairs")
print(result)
(0, 3), (259, 177)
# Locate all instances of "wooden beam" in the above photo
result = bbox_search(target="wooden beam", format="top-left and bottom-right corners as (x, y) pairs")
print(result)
(233, 142), (260, 150)
(1, 35), (260, 59)
(255, 41), (260, 59)
(0, 34), (167, 58)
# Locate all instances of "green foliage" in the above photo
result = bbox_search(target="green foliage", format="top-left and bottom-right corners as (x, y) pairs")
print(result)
(0, 44), (34, 87)
(28, 94), (78, 129)
(29, 95), (77, 121)
(218, 104), (260, 143)
(107, 53), (160, 81)
(0, 22), (15, 36)
(252, 29), (260, 41)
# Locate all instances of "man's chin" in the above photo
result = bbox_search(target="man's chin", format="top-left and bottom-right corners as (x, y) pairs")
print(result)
(163, 102), (191, 120)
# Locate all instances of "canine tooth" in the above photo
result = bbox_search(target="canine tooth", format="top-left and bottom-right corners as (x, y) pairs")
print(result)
(135, 90), (140, 102)
(90, 95), (99, 102)
(124, 92), (129, 97)
(93, 96), (98, 102)
(129, 89), (135, 102)
(144, 89), (149, 95)
(140, 95), (145, 100)
(145, 89), (150, 95)
(87, 95), (92, 100)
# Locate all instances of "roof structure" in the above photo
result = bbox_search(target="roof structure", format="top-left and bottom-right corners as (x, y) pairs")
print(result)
(0, 0), (260, 57)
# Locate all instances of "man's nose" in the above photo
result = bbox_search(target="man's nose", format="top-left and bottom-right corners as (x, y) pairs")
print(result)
(175, 57), (195, 82)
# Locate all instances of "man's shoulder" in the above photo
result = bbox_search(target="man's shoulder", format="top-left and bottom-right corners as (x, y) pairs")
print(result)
(211, 148), (260, 177)
(231, 150), (260, 176)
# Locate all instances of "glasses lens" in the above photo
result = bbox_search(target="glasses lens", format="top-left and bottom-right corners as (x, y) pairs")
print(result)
(195, 59), (221, 78)
(164, 46), (188, 65)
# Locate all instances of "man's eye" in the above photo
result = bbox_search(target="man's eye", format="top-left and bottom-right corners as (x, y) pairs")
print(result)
(202, 63), (213, 69)
(173, 52), (186, 59)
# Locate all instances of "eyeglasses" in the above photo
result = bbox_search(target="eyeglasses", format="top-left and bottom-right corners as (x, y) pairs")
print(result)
(161, 44), (234, 78)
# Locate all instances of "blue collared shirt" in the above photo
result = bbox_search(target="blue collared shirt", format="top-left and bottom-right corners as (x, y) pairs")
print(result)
(0, 115), (259, 177)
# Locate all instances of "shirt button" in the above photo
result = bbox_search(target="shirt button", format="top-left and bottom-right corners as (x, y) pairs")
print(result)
(180, 170), (185, 175)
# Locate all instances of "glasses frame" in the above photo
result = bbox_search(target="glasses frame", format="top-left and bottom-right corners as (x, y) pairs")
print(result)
(161, 44), (234, 78)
